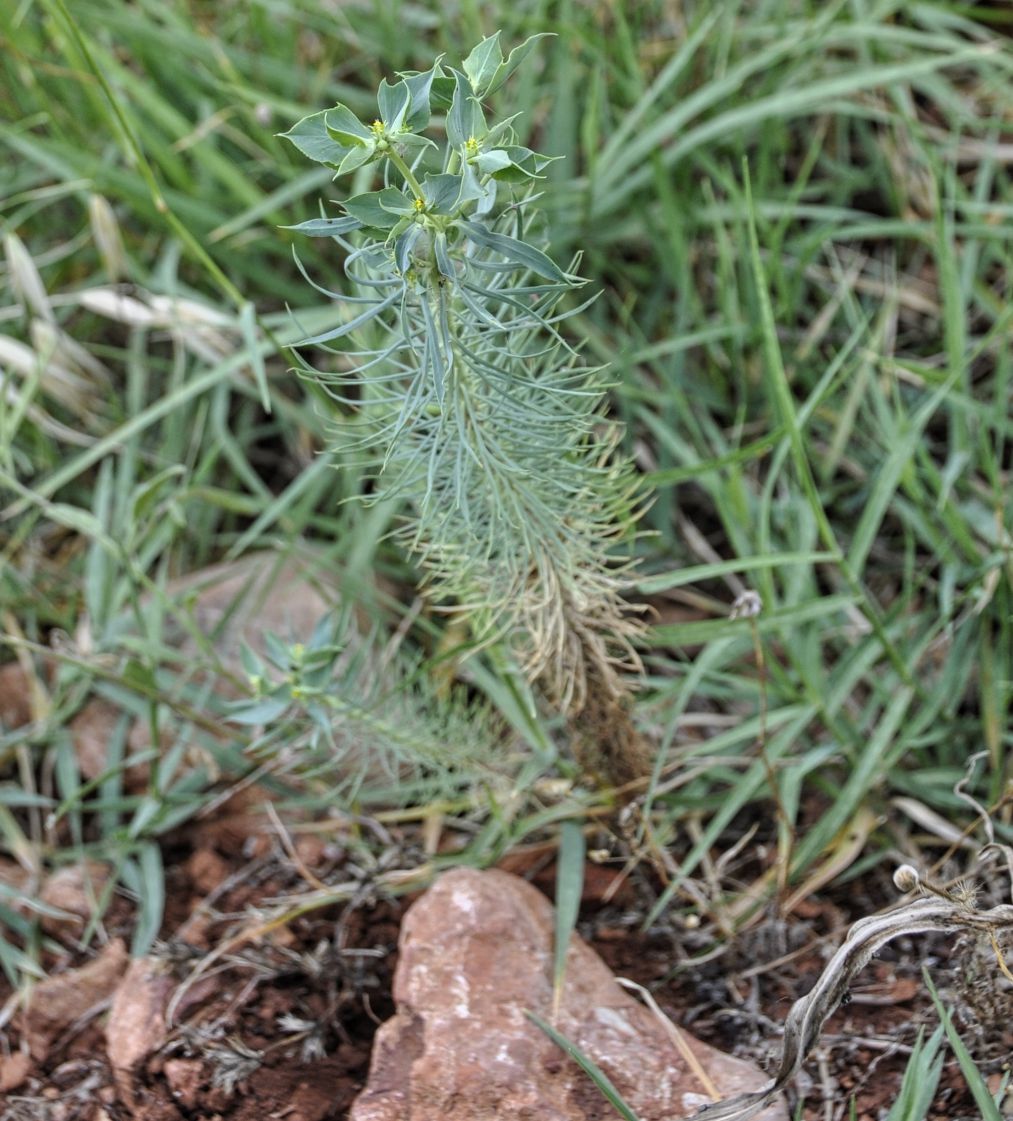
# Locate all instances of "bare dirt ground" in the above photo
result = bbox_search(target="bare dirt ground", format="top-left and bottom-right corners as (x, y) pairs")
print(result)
(1, 797), (1009, 1121)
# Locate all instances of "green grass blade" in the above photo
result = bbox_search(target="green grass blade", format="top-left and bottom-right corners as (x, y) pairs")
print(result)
(553, 818), (585, 1017)
(526, 1011), (641, 1121)
(923, 969), (1003, 1121)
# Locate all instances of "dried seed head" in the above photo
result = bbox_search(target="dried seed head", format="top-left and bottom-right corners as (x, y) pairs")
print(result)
(730, 590), (763, 620)
(893, 864), (920, 893)
(4, 231), (53, 323)
(78, 287), (156, 327)
(88, 194), (127, 282)
(949, 878), (979, 908)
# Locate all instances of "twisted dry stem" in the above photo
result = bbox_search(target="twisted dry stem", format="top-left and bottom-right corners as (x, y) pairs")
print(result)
(691, 866), (1013, 1121)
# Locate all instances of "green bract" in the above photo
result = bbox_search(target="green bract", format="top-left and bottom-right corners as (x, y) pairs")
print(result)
(280, 33), (646, 726)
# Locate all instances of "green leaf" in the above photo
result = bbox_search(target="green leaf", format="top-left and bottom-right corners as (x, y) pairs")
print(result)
(239, 645), (265, 681)
(279, 110), (350, 166)
(343, 191), (404, 229)
(923, 970), (1004, 1121)
(457, 161), (495, 214)
(429, 74), (456, 110)
(637, 551), (840, 594)
(463, 33), (503, 97)
(485, 33), (553, 97)
(377, 187), (415, 216)
(526, 1014), (641, 1121)
(378, 78), (411, 131)
(122, 657), (157, 693)
(395, 132), (438, 159)
(433, 232), (454, 279)
(337, 145), (375, 176)
(422, 173), (465, 214)
(553, 819), (585, 1016)
(228, 695), (291, 725)
(459, 220), (569, 282)
(240, 300), (270, 412)
(457, 161), (493, 210)
(124, 843), (164, 956)
(474, 149), (512, 175)
(403, 62), (441, 130)
(394, 225), (424, 274)
(130, 463), (185, 524)
(492, 145), (557, 182)
(298, 289), (402, 345)
(325, 103), (373, 147)
(484, 113), (522, 144)
(45, 502), (110, 542)
(885, 1026), (945, 1121)
(282, 216), (363, 236)
(446, 70), (485, 148)
(385, 215), (413, 244)
(419, 294), (446, 403)
(0, 787), (55, 808)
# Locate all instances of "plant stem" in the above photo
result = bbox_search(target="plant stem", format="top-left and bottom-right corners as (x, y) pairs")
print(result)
(387, 148), (425, 201)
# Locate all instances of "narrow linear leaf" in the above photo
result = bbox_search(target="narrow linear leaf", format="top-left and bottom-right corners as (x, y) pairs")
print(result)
(297, 289), (400, 346)
(124, 842), (165, 956)
(923, 971), (1004, 1121)
(459, 221), (569, 282)
(526, 1012), (641, 1121)
(553, 819), (585, 1015)
(282, 216), (363, 236)
(638, 551), (839, 594)
(240, 301), (270, 412)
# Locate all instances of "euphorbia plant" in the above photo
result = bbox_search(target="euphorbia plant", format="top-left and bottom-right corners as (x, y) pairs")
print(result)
(281, 34), (650, 789)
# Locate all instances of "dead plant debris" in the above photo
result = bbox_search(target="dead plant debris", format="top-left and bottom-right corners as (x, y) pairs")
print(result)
(0, 811), (1010, 1121)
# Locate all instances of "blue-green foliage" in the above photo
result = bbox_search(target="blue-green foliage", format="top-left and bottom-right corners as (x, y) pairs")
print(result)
(230, 613), (502, 806)
(282, 34), (645, 708)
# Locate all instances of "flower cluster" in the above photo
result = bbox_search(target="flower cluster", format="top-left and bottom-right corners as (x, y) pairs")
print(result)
(281, 34), (562, 300)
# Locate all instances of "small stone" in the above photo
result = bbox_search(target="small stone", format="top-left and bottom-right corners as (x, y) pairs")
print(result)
(39, 860), (112, 935)
(24, 939), (128, 1061)
(163, 1057), (205, 1109)
(106, 952), (219, 1112)
(168, 551), (336, 678)
(185, 847), (231, 895)
(0, 857), (29, 895)
(70, 697), (123, 782)
(350, 868), (785, 1121)
(106, 956), (176, 1081)
(70, 697), (152, 791)
(0, 1048), (31, 1092)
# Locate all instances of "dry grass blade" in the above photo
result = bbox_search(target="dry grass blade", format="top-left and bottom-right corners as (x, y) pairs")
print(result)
(692, 864), (1013, 1121)
(617, 977), (720, 1103)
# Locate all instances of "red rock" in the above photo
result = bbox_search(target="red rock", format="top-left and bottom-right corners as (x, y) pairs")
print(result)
(163, 1057), (205, 1109)
(24, 939), (128, 1061)
(106, 952), (218, 1110)
(106, 956), (176, 1084)
(350, 868), (784, 1121)
(166, 550), (336, 678)
(38, 860), (112, 935)
(0, 1048), (31, 1092)
(70, 697), (123, 782)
